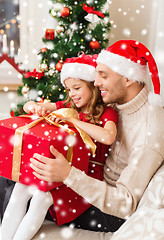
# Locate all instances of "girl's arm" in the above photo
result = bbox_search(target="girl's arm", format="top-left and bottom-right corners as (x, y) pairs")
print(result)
(72, 118), (117, 145)
(60, 117), (117, 145)
(23, 101), (57, 116)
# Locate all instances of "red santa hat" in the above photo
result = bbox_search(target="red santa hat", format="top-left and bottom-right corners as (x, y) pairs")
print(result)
(97, 40), (163, 107)
(61, 54), (97, 85)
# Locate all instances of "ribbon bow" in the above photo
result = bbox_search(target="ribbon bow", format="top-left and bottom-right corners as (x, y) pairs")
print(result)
(25, 69), (44, 79)
(47, 109), (96, 155)
(83, 3), (105, 18)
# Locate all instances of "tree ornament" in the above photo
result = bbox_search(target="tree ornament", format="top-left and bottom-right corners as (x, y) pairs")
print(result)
(51, 8), (57, 18)
(89, 40), (100, 49)
(44, 97), (51, 103)
(38, 97), (44, 103)
(83, 3), (105, 28)
(55, 25), (65, 34)
(85, 13), (101, 23)
(48, 69), (55, 76)
(55, 60), (64, 72)
(39, 63), (48, 72)
(60, 7), (70, 18)
(45, 29), (55, 40)
(25, 69), (44, 79)
(68, 22), (77, 42)
(40, 48), (47, 53)
(83, 3), (105, 18)
(21, 84), (30, 95)
(10, 110), (15, 117)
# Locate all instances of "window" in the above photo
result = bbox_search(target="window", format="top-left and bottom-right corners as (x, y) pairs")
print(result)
(0, 0), (20, 55)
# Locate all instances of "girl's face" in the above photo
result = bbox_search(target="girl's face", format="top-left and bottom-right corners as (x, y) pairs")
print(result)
(64, 78), (92, 113)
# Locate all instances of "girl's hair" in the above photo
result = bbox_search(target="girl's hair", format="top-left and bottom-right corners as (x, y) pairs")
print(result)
(64, 79), (106, 125)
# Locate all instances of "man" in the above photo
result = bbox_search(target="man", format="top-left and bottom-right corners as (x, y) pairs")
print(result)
(30, 40), (164, 231)
(1, 40), (164, 234)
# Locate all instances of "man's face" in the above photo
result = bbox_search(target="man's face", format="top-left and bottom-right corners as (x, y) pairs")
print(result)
(95, 63), (126, 104)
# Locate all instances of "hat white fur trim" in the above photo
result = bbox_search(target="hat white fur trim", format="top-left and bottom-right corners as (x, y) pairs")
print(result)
(97, 50), (147, 83)
(148, 91), (164, 107)
(61, 63), (96, 85)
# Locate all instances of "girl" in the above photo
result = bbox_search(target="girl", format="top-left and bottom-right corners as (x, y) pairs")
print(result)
(2, 54), (118, 240)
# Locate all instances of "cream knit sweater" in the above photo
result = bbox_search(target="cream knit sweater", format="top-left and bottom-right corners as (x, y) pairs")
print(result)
(64, 86), (164, 219)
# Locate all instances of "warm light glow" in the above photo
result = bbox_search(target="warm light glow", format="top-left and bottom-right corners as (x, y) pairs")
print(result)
(11, 19), (17, 24)
(10, 40), (15, 58)
(10, 40), (14, 47)
(0, 29), (4, 34)
(3, 34), (7, 39)
(5, 24), (10, 29)
(2, 34), (8, 53)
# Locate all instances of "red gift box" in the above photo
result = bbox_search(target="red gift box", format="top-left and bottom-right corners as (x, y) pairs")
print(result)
(0, 115), (91, 192)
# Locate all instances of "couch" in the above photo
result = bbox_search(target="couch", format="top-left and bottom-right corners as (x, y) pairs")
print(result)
(33, 164), (164, 240)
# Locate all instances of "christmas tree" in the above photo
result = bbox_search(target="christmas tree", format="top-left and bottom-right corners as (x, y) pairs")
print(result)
(11, 0), (111, 116)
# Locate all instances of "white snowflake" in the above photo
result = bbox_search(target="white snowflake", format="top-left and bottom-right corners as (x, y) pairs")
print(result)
(60, 227), (73, 239)
(27, 144), (33, 149)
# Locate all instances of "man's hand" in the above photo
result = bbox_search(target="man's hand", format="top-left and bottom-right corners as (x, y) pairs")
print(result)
(30, 146), (72, 182)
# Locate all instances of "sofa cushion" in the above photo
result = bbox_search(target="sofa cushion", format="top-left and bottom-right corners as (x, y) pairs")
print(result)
(32, 220), (113, 240)
(111, 164), (164, 240)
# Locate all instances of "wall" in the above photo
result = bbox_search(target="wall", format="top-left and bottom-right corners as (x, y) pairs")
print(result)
(149, 0), (164, 100)
(19, 0), (57, 70)
(108, 0), (164, 97)
(0, 90), (24, 119)
(108, 0), (152, 46)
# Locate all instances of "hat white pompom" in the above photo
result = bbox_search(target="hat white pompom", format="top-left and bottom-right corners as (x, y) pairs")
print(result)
(148, 91), (164, 107)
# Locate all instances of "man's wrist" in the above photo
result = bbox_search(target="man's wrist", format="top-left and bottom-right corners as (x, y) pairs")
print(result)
(63, 166), (74, 184)
(63, 165), (72, 182)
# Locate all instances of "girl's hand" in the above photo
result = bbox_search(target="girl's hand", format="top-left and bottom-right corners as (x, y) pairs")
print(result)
(23, 101), (38, 114)
(23, 101), (51, 116)
(49, 115), (71, 124)
(33, 105), (51, 117)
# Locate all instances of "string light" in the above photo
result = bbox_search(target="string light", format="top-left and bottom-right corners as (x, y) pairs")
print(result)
(11, 19), (16, 24)
(0, 29), (5, 34)
(5, 24), (10, 29)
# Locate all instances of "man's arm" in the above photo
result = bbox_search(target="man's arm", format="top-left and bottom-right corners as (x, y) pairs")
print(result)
(30, 145), (163, 219)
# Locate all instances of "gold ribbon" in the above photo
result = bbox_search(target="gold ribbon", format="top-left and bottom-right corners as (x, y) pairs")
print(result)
(12, 108), (96, 182)
(47, 109), (96, 155)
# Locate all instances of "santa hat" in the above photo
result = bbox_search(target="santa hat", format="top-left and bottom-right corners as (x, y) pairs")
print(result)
(60, 54), (97, 85)
(97, 40), (163, 107)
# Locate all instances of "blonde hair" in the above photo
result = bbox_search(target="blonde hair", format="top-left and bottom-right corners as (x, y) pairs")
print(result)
(64, 80), (106, 125)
